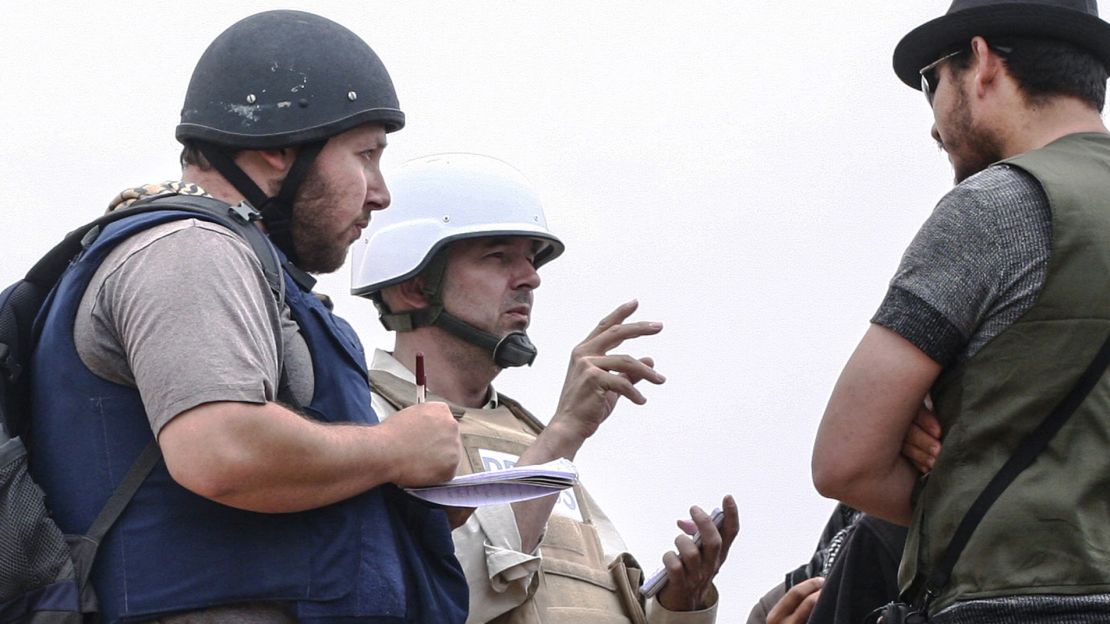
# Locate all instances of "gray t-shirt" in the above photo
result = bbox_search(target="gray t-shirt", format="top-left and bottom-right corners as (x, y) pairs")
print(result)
(76, 218), (313, 433)
(74, 218), (312, 623)
(872, 163), (1051, 367)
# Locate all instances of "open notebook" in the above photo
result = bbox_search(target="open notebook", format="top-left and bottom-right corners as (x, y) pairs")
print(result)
(405, 457), (578, 507)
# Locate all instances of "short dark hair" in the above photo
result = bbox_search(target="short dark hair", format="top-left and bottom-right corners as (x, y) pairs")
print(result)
(951, 36), (1108, 111)
(179, 140), (242, 170)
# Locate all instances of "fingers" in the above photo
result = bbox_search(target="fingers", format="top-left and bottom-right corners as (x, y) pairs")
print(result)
(576, 299), (662, 356)
(578, 320), (664, 357)
(676, 518), (697, 536)
(901, 426), (936, 473)
(675, 495), (738, 556)
(767, 577), (824, 624)
(656, 505), (727, 609)
(565, 356), (661, 406)
(718, 495), (740, 562)
(387, 401), (462, 486)
(915, 405), (942, 437)
(587, 354), (666, 385)
(582, 299), (640, 342)
(683, 506), (722, 578)
(901, 405), (942, 473)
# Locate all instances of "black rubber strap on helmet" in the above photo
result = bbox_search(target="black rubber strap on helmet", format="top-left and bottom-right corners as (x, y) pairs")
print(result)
(197, 140), (325, 267)
(260, 140), (325, 266)
(197, 143), (270, 211)
(434, 312), (537, 368)
(374, 249), (536, 367)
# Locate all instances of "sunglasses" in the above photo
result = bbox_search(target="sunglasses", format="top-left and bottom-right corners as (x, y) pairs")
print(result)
(919, 49), (965, 105)
(919, 44), (1013, 105)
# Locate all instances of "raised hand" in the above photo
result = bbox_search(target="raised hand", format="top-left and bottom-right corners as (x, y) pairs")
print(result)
(548, 300), (665, 444)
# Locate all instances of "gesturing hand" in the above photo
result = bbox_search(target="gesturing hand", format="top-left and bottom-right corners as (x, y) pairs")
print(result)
(548, 300), (665, 443)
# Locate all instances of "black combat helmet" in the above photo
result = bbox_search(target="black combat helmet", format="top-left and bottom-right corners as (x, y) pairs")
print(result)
(175, 10), (404, 266)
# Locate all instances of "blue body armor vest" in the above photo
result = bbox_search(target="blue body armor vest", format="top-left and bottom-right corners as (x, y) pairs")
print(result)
(27, 209), (468, 623)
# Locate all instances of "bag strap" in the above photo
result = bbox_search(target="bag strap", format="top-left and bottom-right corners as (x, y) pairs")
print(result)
(66, 440), (162, 598)
(919, 332), (1110, 610)
(26, 195), (284, 306)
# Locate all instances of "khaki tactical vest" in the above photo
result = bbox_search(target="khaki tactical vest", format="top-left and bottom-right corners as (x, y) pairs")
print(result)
(370, 370), (647, 624)
(899, 133), (1110, 613)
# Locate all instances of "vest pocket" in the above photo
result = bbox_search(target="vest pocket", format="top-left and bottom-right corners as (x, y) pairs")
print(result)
(529, 518), (637, 622)
(537, 562), (631, 624)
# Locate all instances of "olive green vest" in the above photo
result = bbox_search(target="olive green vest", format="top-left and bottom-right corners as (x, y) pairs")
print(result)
(369, 370), (648, 624)
(899, 133), (1110, 613)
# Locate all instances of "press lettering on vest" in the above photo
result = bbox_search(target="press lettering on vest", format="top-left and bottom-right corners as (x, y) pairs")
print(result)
(478, 448), (583, 522)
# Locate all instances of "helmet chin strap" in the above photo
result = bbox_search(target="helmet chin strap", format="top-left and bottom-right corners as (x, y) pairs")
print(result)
(377, 305), (537, 368)
(434, 312), (537, 368)
(197, 141), (325, 267)
(374, 251), (537, 368)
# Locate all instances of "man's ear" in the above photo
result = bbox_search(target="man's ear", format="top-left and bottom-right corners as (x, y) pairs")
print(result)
(233, 148), (297, 196)
(258, 147), (296, 174)
(970, 36), (1004, 98)
(386, 276), (431, 311)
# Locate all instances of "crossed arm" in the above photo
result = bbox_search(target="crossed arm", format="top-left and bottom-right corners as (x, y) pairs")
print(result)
(811, 324), (942, 526)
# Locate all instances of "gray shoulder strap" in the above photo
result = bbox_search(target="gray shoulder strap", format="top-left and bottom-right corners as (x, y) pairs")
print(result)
(127, 195), (285, 307)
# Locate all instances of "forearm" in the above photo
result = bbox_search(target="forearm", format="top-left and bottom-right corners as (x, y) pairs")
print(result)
(813, 399), (921, 526)
(511, 419), (587, 552)
(814, 451), (918, 526)
(812, 325), (941, 526)
(160, 401), (407, 512)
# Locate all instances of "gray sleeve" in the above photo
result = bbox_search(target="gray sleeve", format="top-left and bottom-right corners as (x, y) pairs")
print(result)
(78, 220), (284, 434)
(872, 165), (1051, 366)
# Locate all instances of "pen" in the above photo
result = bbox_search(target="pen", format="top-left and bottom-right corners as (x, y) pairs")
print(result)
(415, 352), (426, 404)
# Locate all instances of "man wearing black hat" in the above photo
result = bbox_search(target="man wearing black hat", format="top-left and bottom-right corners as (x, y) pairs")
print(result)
(812, 1), (1110, 622)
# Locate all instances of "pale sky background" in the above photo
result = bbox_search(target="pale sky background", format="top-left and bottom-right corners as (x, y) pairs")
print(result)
(1, 2), (973, 621)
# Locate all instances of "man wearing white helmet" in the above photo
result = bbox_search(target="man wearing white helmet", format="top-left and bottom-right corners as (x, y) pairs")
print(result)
(351, 153), (739, 624)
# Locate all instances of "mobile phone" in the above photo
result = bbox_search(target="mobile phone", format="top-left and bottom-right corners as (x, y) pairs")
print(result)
(639, 507), (727, 598)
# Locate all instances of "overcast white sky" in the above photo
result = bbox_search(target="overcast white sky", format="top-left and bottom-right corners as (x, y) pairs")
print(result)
(1, 2), (973, 620)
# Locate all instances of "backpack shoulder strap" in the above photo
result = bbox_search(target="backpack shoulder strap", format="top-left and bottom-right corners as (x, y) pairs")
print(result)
(116, 195), (285, 306)
(25, 195), (284, 306)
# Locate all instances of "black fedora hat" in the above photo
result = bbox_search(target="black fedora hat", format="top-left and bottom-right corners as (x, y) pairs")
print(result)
(893, 0), (1110, 89)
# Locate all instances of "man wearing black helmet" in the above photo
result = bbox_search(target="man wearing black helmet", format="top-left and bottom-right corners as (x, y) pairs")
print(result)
(812, 0), (1110, 622)
(27, 10), (468, 623)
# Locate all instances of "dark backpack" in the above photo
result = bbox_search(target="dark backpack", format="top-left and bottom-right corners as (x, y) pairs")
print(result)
(0, 195), (282, 624)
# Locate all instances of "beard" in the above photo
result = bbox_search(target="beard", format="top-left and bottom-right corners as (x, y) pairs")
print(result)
(289, 167), (352, 274)
(945, 83), (1005, 184)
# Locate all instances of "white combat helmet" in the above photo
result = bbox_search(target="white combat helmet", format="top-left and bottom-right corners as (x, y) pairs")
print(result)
(350, 152), (564, 297)
(350, 153), (565, 368)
